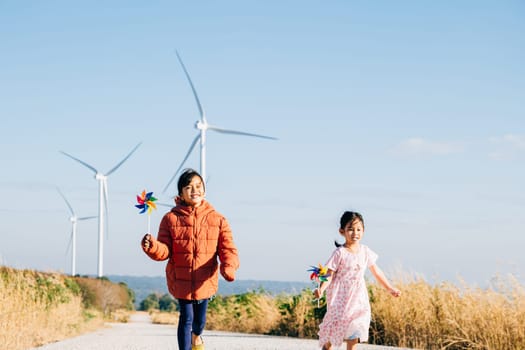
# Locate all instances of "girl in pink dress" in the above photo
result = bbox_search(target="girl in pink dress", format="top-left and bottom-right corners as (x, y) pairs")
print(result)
(314, 211), (401, 350)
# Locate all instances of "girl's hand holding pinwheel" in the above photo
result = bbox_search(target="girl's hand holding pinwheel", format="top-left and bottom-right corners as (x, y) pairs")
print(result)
(308, 263), (332, 307)
(136, 190), (158, 251)
(141, 233), (152, 250)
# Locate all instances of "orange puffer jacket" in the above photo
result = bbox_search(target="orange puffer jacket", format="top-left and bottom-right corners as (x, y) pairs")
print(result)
(143, 199), (239, 300)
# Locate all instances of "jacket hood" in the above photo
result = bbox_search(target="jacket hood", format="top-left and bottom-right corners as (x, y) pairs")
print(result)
(171, 196), (215, 217)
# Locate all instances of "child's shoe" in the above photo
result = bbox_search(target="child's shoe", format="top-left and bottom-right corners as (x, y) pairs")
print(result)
(192, 336), (204, 350)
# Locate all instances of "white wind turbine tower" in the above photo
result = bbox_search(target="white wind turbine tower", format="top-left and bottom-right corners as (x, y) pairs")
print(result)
(60, 142), (141, 277)
(57, 187), (96, 276)
(163, 51), (278, 193)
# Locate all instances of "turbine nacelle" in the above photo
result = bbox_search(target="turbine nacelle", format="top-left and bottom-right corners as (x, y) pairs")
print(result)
(95, 173), (106, 181)
(195, 120), (207, 130)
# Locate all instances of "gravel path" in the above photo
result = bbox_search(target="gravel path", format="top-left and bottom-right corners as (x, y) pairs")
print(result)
(30, 312), (412, 350)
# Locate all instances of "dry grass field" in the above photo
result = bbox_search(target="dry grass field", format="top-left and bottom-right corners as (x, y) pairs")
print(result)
(368, 273), (525, 349)
(150, 273), (525, 350)
(0, 266), (133, 350)
(2, 265), (524, 350)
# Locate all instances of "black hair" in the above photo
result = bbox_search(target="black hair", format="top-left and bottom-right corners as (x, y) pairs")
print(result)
(335, 211), (365, 247)
(177, 168), (205, 196)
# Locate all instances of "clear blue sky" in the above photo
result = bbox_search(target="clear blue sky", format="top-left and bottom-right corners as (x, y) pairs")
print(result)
(1, 1), (523, 286)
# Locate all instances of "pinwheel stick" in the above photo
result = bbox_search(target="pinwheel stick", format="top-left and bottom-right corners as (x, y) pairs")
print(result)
(314, 281), (321, 308)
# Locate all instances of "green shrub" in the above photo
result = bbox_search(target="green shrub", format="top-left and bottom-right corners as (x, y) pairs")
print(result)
(35, 275), (71, 308)
(64, 277), (82, 296)
(140, 293), (160, 311)
(159, 293), (177, 312)
(270, 289), (320, 338)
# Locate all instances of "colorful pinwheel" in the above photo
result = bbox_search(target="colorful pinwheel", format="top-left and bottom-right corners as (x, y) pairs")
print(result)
(308, 263), (331, 282)
(135, 190), (157, 214)
(135, 190), (157, 233)
(308, 263), (331, 307)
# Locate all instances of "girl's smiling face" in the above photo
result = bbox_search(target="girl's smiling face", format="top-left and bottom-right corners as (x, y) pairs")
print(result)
(339, 219), (364, 243)
(180, 175), (205, 207)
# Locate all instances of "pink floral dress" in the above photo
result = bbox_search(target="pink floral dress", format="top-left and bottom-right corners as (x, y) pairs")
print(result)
(318, 245), (378, 347)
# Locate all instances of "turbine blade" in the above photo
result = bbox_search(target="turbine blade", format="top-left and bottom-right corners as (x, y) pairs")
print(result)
(175, 50), (206, 123)
(106, 142), (142, 176)
(208, 125), (278, 140)
(65, 229), (73, 255)
(157, 202), (174, 209)
(60, 151), (98, 175)
(162, 134), (200, 194)
(56, 187), (75, 216)
(78, 216), (97, 221)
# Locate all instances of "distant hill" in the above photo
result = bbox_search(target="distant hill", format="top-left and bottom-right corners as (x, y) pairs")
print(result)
(108, 275), (311, 307)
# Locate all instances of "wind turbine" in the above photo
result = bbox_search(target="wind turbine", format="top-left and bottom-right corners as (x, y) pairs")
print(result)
(57, 187), (96, 276)
(163, 51), (278, 193)
(60, 142), (141, 277)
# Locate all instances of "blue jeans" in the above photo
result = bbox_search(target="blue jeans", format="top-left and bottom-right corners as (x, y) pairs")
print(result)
(177, 299), (209, 350)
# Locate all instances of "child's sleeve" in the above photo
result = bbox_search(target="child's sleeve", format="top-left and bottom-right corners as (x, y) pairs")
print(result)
(324, 248), (341, 272)
(218, 217), (239, 281)
(366, 246), (378, 267)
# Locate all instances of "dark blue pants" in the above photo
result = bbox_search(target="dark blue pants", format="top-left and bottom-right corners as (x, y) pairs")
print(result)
(177, 299), (209, 350)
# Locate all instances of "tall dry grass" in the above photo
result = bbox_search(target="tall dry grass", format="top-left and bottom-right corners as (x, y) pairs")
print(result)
(150, 309), (180, 325)
(149, 291), (283, 334)
(369, 273), (525, 349)
(0, 267), (134, 349)
(207, 291), (281, 334)
(0, 267), (103, 350)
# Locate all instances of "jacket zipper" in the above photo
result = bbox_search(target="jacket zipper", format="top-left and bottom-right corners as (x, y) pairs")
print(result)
(191, 208), (197, 300)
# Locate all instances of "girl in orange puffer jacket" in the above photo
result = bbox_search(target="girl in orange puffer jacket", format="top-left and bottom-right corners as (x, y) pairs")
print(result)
(141, 168), (239, 350)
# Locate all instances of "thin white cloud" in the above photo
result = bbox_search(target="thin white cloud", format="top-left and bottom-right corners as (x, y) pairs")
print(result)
(488, 134), (525, 160)
(390, 137), (464, 157)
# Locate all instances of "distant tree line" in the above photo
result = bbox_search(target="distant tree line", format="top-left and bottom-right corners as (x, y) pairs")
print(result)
(139, 293), (177, 312)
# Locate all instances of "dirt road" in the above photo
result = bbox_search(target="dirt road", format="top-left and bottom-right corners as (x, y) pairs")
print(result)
(30, 312), (412, 350)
